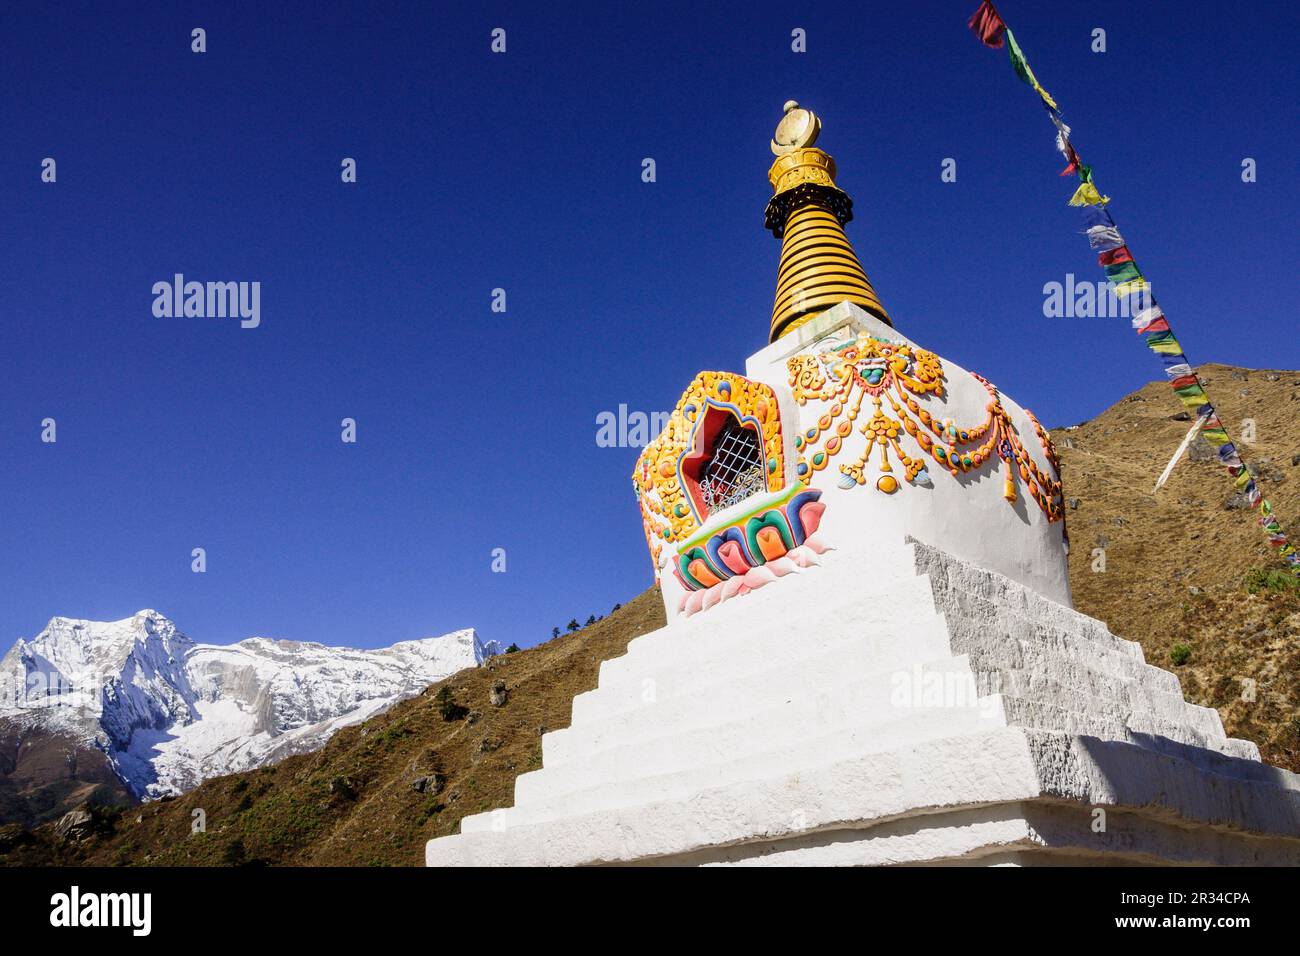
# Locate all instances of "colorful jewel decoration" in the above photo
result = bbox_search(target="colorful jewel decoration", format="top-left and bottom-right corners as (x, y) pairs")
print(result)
(787, 332), (1064, 521)
(672, 483), (832, 617)
(633, 371), (788, 575)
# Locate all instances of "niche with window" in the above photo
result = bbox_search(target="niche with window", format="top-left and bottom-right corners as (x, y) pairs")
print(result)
(681, 409), (768, 519)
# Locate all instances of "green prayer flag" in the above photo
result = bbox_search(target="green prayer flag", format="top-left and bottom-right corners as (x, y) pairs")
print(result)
(1105, 261), (1143, 284)
(1006, 30), (1037, 89)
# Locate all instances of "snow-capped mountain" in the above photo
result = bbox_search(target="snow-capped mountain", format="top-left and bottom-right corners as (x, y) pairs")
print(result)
(0, 610), (491, 799)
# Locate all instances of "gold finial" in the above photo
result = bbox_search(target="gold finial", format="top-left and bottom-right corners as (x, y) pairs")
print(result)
(771, 101), (821, 155)
(764, 101), (891, 341)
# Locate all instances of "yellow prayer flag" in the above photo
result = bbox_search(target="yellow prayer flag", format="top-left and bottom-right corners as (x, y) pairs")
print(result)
(1068, 182), (1109, 207)
(1111, 278), (1148, 297)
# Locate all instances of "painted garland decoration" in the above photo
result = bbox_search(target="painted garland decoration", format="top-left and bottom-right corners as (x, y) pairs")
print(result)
(787, 332), (1064, 520)
(633, 371), (787, 573)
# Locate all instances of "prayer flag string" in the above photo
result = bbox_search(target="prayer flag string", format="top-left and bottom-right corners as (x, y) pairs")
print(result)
(967, 0), (1300, 576)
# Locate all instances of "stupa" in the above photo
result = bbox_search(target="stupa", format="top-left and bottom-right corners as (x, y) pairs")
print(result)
(426, 103), (1300, 866)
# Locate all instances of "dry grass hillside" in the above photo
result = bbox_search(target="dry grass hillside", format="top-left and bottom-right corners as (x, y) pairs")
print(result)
(0, 721), (132, 828)
(1, 363), (1297, 866)
(1054, 363), (1300, 772)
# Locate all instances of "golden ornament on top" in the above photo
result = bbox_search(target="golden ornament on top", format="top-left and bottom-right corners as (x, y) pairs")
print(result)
(771, 100), (821, 156)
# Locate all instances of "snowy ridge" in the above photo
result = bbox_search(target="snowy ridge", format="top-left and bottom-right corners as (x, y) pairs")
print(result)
(0, 610), (486, 799)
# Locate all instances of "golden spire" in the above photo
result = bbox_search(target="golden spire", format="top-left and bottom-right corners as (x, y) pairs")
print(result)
(765, 101), (890, 342)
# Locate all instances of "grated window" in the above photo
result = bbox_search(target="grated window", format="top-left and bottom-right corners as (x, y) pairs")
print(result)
(699, 419), (766, 515)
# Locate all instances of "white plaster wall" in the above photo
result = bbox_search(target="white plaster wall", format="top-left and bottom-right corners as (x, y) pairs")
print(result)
(744, 302), (1072, 608)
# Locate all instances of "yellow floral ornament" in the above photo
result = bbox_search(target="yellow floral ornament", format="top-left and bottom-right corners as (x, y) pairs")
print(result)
(787, 333), (1063, 520)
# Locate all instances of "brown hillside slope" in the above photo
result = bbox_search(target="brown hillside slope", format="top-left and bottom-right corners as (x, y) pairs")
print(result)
(0, 719), (133, 828)
(1, 363), (1297, 867)
(1055, 363), (1300, 771)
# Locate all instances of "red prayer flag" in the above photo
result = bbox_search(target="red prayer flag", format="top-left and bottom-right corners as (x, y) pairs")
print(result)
(1059, 143), (1082, 176)
(1168, 374), (1199, 389)
(968, 1), (1007, 49)
(1098, 246), (1134, 266)
(1138, 317), (1171, 334)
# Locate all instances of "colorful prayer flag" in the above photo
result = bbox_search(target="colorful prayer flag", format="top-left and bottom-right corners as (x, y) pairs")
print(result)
(1006, 30), (1058, 108)
(1112, 277), (1148, 298)
(1068, 181), (1109, 207)
(1122, 286), (1156, 313)
(1131, 305), (1163, 330)
(967, 1), (1007, 48)
(1104, 261), (1143, 284)
(1087, 226), (1125, 250)
(1080, 205), (1114, 229)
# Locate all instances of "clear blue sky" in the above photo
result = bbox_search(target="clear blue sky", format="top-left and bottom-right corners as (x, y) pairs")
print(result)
(2, 1), (1296, 651)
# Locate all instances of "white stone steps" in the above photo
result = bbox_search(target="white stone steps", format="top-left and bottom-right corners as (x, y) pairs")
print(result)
(551, 558), (1230, 782)
(566, 600), (1214, 768)
(931, 568), (1234, 747)
(449, 727), (1045, 860)
(573, 595), (948, 726)
(939, 607), (1193, 722)
(470, 689), (1002, 833)
(934, 587), (1174, 694)
(514, 655), (995, 809)
(435, 728), (1300, 866)
(999, 694), (1261, 767)
(544, 641), (972, 768)
(528, 635), (1228, 820)
(523, 659), (1236, 827)
(958, 637), (1223, 742)
(431, 531), (1300, 866)
(995, 679), (1225, 754)
(910, 537), (1140, 659)
(990, 661), (1221, 738)
(610, 558), (939, 673)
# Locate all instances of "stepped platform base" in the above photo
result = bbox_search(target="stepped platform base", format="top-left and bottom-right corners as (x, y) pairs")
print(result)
(426, 536), (1300, 867)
